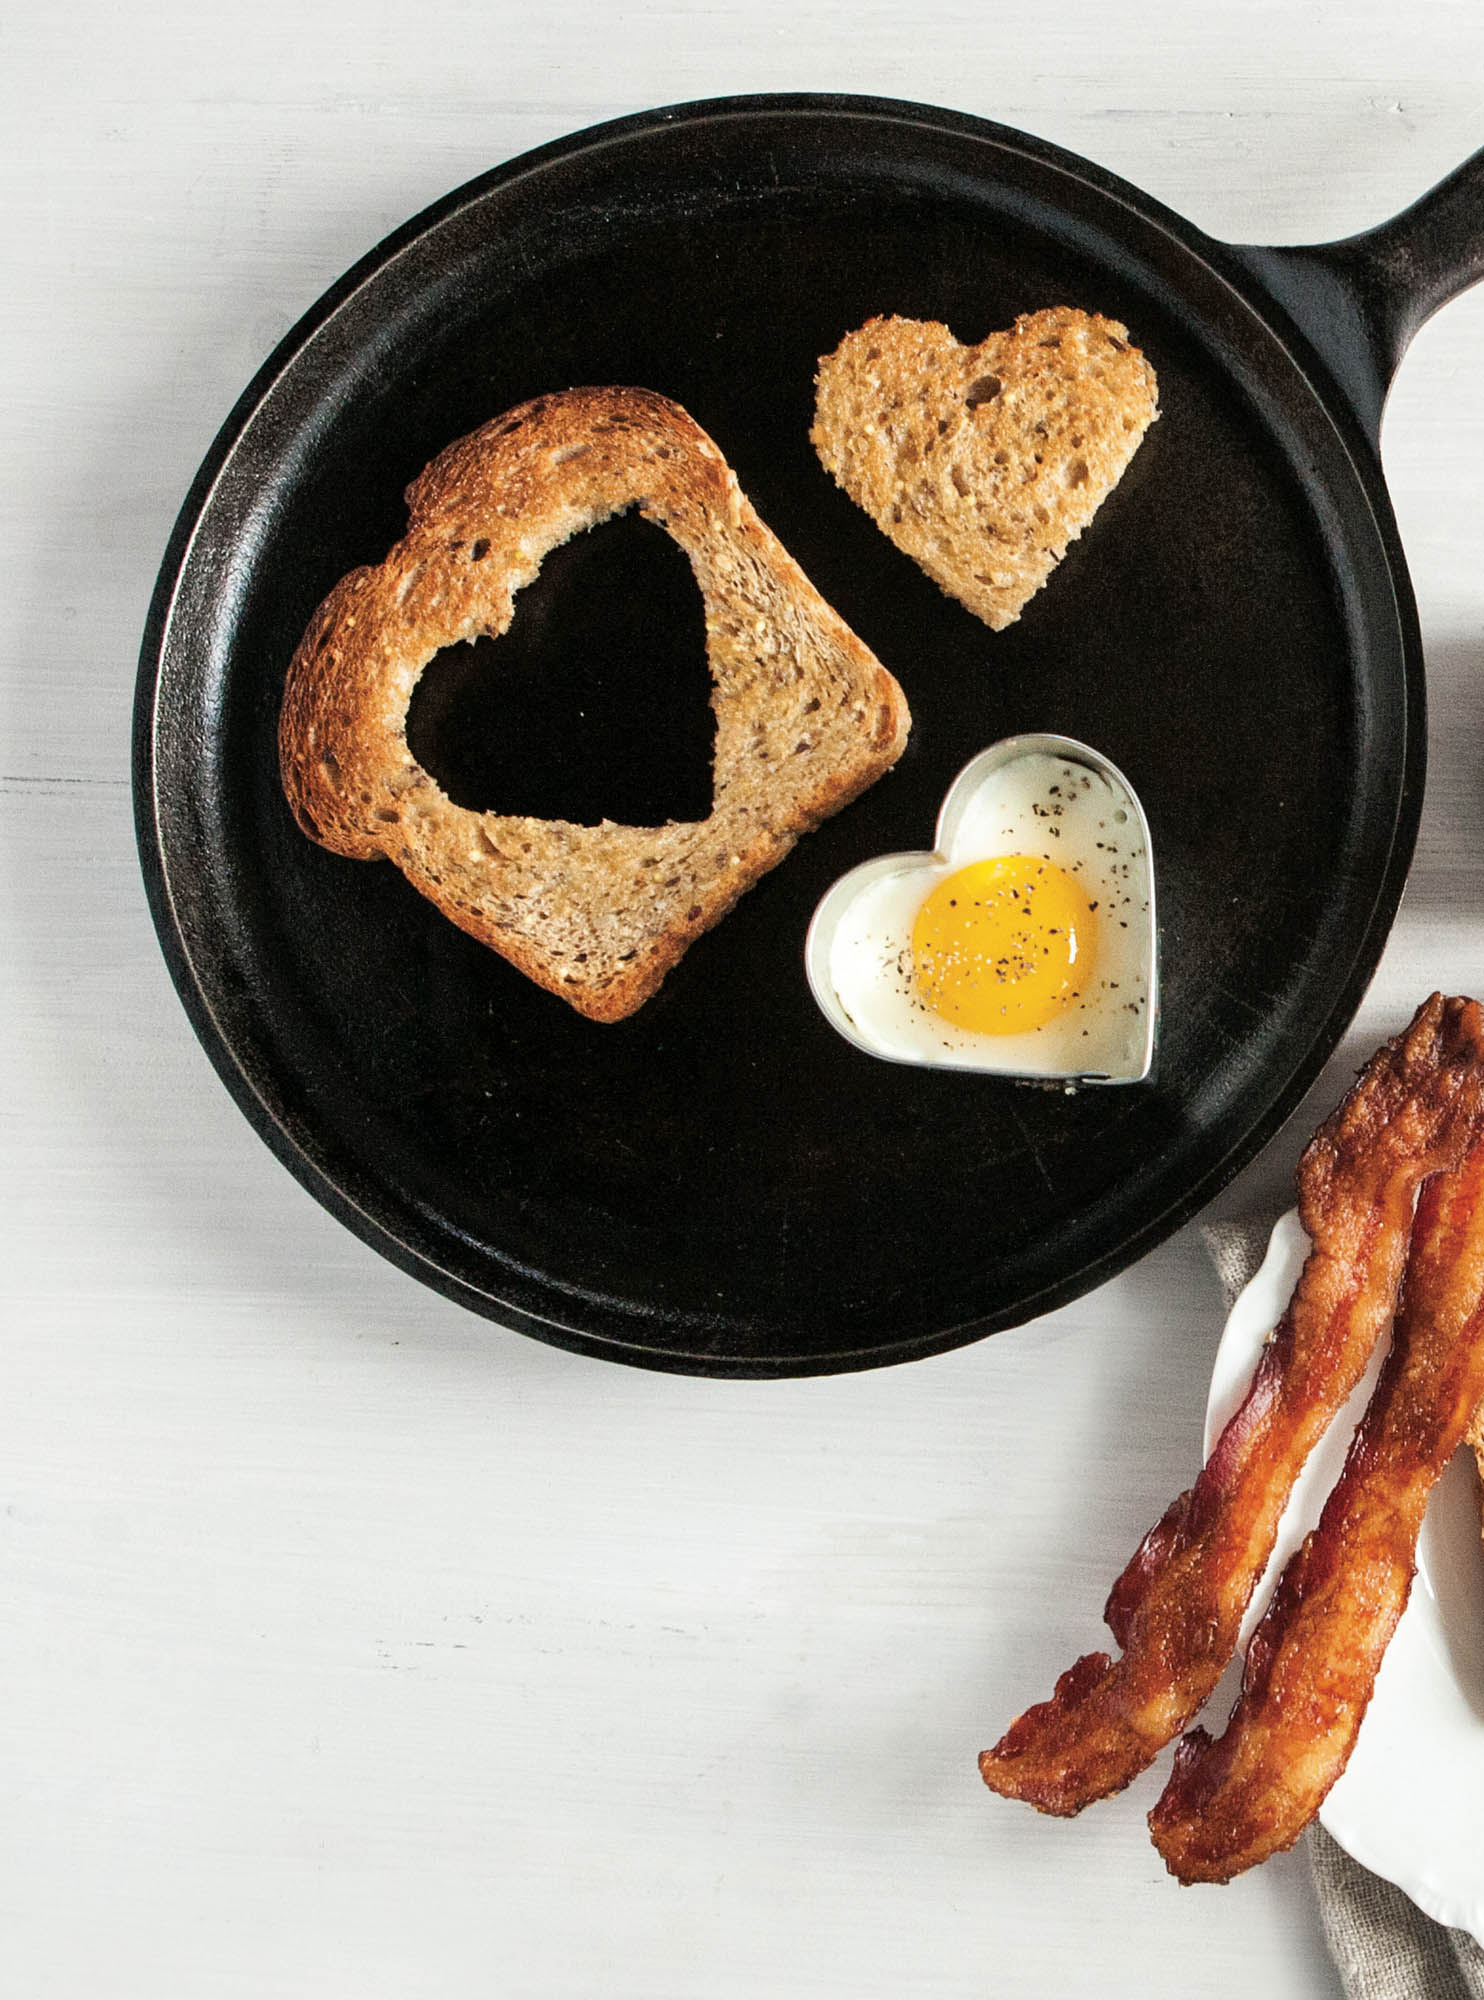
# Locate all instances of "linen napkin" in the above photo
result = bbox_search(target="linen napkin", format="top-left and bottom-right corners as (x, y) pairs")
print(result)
(1201, 1218), (1484, 2000)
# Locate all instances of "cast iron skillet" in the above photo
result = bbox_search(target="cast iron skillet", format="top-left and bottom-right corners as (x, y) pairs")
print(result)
(134, 95), (1484, 1376)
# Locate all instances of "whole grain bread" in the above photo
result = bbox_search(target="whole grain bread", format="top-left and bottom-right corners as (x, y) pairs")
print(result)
(279, 386), (911, 1022)
(811, 306), (1159, 631)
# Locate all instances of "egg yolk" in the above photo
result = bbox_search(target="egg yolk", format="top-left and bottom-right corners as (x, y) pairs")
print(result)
(910, 855), (1098, 1034)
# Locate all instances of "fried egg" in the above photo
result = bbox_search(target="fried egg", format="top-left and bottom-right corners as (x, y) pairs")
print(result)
(805, 735), (1157, 1082)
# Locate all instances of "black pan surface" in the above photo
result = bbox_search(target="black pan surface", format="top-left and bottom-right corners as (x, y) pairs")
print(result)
(135, 96), (1422, 1374)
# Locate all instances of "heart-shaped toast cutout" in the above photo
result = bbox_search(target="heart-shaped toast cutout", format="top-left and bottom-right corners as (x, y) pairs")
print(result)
(811, 307), (1158, 630)
(805, 734), (1157, 1083)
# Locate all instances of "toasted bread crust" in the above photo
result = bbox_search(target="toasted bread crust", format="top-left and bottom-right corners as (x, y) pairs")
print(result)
(811, 307), (1158, 630)
(279, 387), (911, 1021)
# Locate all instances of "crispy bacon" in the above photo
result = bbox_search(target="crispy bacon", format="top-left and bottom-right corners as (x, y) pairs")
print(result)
(979, 995), (1484, 1817)
(1149, 1137), (1484, 1880)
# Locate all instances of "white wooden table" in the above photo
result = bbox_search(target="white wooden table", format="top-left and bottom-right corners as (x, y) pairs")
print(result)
(8, 4), (1484, 1993)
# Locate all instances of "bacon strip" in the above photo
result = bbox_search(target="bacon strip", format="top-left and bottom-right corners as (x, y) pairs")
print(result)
(1149, 1137), (1484, 1880)
(979, 995), (1484, 1817)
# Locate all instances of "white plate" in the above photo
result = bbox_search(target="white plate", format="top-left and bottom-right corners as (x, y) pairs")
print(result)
(1205, 1211), (1484, 1939)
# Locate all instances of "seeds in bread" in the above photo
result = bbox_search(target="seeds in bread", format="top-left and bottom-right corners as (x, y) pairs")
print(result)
(279, 386), (911, 1022)
(811, 307), (1159, 631)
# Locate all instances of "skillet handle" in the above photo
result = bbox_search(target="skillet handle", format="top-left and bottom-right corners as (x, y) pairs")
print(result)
(1232, 147), (1484, 442)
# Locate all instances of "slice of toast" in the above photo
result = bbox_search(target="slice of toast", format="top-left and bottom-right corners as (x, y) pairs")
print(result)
(1469, 1402), (1484, 1548)
(811, 307), (1158, 631)
(279, 386), (911, 1022)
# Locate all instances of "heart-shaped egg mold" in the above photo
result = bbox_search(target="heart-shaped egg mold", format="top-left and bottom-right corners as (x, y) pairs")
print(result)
(805, 733), (1158, 1084)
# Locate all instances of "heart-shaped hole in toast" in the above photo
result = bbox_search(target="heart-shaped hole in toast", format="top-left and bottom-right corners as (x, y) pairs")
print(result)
(805, 734), (1158, 1083)
(406, 510), (715, 827)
